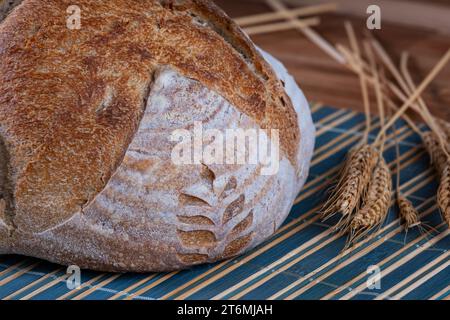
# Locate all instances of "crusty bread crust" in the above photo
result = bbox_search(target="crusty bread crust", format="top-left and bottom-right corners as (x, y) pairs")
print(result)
(0, 0), (299, 235)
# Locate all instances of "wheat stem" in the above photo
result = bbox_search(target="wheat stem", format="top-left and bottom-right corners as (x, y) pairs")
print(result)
(243, 17), (320, 35)
(337, 43), (423, 138)
(344, 22), (371, 143)
(375, 48), (450, 144)
(235, 3), (337, 26)
(399, 52), (449, 157)
(266, 0), (346, 64)
(364, 41), (386, 152)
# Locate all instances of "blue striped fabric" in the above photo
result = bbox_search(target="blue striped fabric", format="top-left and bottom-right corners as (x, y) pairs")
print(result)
(0, 105), (449, 300)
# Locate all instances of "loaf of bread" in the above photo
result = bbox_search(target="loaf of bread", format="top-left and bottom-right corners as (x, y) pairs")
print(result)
(0, 0), (315, 271)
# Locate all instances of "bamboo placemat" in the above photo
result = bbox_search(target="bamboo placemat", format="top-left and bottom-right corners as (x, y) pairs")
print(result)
(0, 104), (448, 300)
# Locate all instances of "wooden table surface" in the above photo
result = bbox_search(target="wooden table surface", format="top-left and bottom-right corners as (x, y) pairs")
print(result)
(215, 0), (450, 121)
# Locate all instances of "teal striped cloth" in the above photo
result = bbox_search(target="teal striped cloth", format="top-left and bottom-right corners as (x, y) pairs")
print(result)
(0, 105), (449, 300)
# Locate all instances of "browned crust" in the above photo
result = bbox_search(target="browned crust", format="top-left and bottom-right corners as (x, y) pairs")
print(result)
(0, 0), (300, 234)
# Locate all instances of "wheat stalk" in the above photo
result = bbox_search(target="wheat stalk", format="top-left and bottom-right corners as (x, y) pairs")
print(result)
(266, 0), (346, 64)
(374, 48), (450, 144)
(336, 43), (423, 140)
(243, 17), (320, 35)
(364, 40), (388, 151)
(235, 3), (337, 26)
(399, 54), (450, 230)
(400, 52), (449, 157)
(266, 6), (450, 236)
(348, 156), (392, 244)
(344, 22), (371, 143)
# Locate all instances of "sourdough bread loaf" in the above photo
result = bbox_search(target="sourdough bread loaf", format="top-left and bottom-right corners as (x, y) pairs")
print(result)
(0, 0), (315, 271)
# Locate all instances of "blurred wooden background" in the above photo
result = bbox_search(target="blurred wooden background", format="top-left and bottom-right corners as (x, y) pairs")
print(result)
(214, 0), (450, 121)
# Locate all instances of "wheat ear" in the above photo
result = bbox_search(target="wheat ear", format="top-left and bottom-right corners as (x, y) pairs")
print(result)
(348, 156), (392, 244)
(397, 194), (437, 244)
(397, 195), (420, 229)
(437, 163), (450, 228)
(322, 144), (379, 224)
(423, 131), (448, 176)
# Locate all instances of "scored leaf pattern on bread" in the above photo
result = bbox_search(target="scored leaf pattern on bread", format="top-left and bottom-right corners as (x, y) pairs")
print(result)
(176, 166), (256, 265)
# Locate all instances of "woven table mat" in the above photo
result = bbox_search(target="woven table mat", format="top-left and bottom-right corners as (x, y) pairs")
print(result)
(0, 104), (449, 300)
